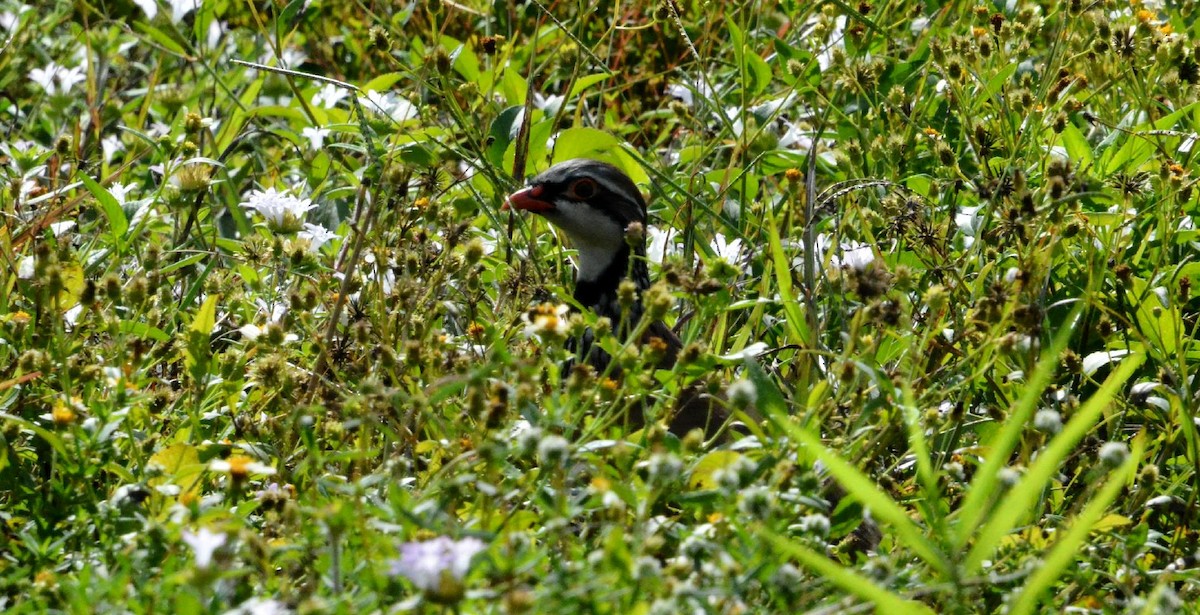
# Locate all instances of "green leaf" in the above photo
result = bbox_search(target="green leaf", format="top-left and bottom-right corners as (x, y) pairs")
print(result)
(765, 209), (811, 347)
(133, 22), (186, 56)
(1129, 276), (1181, 357)
(216, 78), (264, 154)
(504, 117), (553, 174)
(190, 295), (218, 336)
(118, 321), (170, 342)
(278, 0), (306, 29)
(1099, 101), (1200, 176)
(1059, 122), (1093, 169)
(743, 353), (788, 418)
(148, 442), (203, 498)
(0, 412), (67, 456)
(441, 36), (480, 82)
(183, 295), (218, 378)
(486, 106), (524, 167)
(79, 174), (128, 241)
(974, 62), (1017, 112)
(361, 72), (405, 94)
(687, 451), (742, 490)
(159, 253), (207, 274)
(500, 65), (528, 107)
(550, 128), (649, 185)
(568, 72), (612, 98)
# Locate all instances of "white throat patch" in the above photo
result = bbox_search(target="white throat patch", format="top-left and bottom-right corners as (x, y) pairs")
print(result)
(543, 200), (627, 283)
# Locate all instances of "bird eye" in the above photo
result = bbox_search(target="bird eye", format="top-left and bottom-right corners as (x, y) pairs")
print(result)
(570, 178), (598, 200)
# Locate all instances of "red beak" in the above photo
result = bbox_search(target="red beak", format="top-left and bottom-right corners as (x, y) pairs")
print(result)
(504, 185), (554, 212)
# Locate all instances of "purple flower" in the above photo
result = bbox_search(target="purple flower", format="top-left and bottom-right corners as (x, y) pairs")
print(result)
(388, 536), (486, 603)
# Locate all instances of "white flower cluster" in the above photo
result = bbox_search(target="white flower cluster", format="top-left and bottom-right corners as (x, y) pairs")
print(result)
(29, 61), (86, 97)
(239, 187), (339, 252)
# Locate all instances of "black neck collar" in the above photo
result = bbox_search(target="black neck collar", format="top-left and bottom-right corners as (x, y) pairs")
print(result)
(573, 242), (650, 328)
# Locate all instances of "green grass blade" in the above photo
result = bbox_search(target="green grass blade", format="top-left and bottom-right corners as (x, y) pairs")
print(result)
(965, 352), (1144, 572)
(765, 208), (812, 347)
(764, 403), (951, 578)
(953, 303), (1084, 548)
(1007, 433), (1145, 615)
(900, 382), (950, 539)
(761, 528), (936, 615)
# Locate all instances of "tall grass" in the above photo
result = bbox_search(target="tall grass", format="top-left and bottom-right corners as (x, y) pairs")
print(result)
(1, 0), (1196, 612)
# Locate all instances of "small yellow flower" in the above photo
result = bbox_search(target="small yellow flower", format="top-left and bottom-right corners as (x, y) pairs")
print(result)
(210, 454), (276, 481)
(33, 570), (56, 590)
(51, 400), (76, 426)
(521, 303), (571, 339)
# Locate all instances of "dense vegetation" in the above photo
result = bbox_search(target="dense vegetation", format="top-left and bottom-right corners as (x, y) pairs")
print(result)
(2, 0), (1198, 612)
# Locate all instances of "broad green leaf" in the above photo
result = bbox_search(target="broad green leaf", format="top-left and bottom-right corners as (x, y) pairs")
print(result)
(148, 442), (203, 498)
(56, 261), (84, 309)
(503, 117), (553, 173)
(190, 294), (218, 336)
(550, 128), (649, 185)
(79, 174), (128, 241)
(500, 65), (528, 107)
(1059, 122), (1093, 169)
(361, 72), (405, 94)
(568, 73), (612, 98)
(486, 105), (524, 167)
(133, 22), (187, 56)
(687, 451), (742, 490)
(441, 36), (480, 82)
(745, 53), (773, 97)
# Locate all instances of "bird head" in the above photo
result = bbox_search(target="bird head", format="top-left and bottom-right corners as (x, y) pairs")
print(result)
(506, 159), (648, 286)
